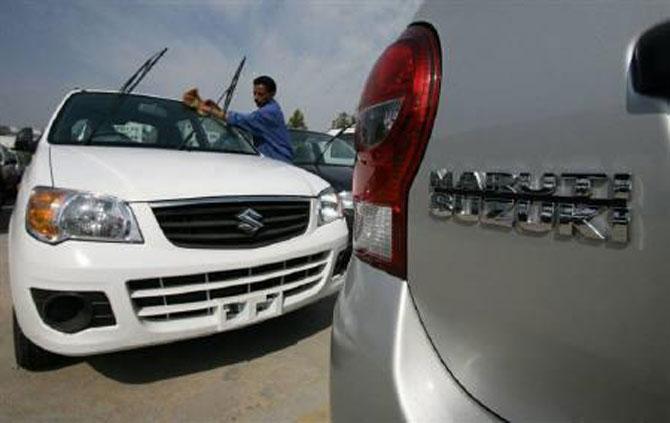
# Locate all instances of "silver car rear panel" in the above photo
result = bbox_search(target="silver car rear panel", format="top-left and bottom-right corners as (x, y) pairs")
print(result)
(408, 1), (670, 421)
(331, 258), (498, 422)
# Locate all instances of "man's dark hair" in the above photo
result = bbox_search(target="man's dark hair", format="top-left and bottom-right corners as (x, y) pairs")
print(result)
(253, 75), (277, 94)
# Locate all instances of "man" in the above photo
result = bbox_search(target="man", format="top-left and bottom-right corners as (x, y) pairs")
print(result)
(183, 76), (293, 163)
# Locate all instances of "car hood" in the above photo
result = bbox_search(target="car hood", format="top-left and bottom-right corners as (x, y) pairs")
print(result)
(49, 146), (329, 201)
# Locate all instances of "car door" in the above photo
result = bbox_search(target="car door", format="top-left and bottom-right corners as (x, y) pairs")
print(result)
(408, 2), (670, 421)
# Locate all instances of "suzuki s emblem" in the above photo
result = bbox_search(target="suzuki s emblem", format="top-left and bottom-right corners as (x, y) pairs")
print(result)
(236, 208), (264, 235)
(429, 170), (632, 244)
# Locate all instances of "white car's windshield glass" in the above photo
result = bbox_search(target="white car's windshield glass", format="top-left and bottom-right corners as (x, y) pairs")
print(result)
(48, 92), (257, 155)
(290, 130), (355, 167)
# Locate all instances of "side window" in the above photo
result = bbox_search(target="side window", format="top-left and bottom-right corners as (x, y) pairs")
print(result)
(293, 139), (317, 164)
(331, 139), (356, 160)
(340, 133), (355, 145)
(321, 139), (356, 166)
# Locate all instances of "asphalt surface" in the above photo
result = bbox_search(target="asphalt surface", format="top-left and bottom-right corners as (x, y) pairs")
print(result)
(0, 205), (334, 422)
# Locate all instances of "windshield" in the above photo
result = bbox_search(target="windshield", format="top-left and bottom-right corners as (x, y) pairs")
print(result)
(48, 92), (257, 155)
(289, 130), (355, 167)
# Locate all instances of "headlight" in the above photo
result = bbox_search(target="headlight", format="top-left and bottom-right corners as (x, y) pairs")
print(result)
(26, 187), (143, 244)
(338, 190), (353, 211)
(317, 187), (343, 226)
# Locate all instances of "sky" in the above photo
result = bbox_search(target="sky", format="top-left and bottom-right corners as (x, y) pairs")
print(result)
(0, 0), (421, 131)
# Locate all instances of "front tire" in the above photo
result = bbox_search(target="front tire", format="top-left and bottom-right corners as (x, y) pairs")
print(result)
(13, 311), (59, 370)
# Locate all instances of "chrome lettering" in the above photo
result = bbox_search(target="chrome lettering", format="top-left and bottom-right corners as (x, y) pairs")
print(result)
(485, 172), (516, 193)
(429, 171), (632, 244)
(454, 172), (483, 222)
(517, 201), (554, 233)
(562, 173), (608, 198)
(429, 169), (454, 218)
(610, 207), (631, 243)
(558, 204), (609, 241)
(481, 199), (515, 227)
(454, 195), (481, 222)
(482, 172), (516, 227)
(613, 174), (632, 200)
(517, 173), (557, 195)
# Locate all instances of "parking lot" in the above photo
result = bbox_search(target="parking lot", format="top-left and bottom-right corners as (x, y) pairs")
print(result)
(0, 205), (334, 422)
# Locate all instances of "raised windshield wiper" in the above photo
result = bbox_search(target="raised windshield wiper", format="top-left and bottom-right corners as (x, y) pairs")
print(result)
(217, 56), (246, 116)
(83, 48), (168, 145)
(119, 48), (168, 94)
(314, 121), (355, 166)
(179, 56), (246, 150)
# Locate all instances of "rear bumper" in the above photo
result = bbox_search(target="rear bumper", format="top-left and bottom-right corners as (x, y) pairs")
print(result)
(330, 258), (499, 422)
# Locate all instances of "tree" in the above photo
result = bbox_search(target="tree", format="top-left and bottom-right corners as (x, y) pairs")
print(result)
(287, 109), (307, 130)
(331, 112), (356, 130)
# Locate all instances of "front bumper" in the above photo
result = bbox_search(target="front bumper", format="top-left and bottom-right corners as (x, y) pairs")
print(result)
(330, 258), (499, 422)
(9, 202), (348, 356)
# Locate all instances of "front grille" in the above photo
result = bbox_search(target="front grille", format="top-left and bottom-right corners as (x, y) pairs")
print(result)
(127, 251), (329, 322)
(152, 198), (311, 249)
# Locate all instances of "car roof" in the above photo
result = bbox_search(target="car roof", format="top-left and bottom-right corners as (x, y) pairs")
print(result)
(288, 128), (334, 136)
(66, 89), (178, 103)
(327, 127), (355, 135)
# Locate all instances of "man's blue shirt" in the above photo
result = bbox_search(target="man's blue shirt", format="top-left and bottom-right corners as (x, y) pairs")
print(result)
(227, 99), (293, 163)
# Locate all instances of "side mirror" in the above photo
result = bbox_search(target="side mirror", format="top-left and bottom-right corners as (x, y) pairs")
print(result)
(15, 127), (37, 153)
(632, 21), (670, 100)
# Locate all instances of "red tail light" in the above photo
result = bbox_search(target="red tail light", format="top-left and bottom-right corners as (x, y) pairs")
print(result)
(353, 23), (442, 278)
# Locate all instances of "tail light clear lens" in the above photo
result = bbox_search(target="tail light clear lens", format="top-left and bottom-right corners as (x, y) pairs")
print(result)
(353, 24), (442, 278)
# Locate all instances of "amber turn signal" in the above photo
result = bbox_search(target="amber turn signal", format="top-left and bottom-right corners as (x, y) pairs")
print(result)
(26, 188), (67, 242)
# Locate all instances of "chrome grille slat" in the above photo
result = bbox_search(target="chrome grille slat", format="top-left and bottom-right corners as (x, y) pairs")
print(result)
(153, 203), (308, 217)
(127, 251), (329, 322)
(152, 197), (311, 249)
(167, 232), (259, 242)
(250, 222), (310, 238)
(159, 219), (239, 229)
(259, 214), (309, 224)
(129, 258), (328, 299)
(136, 274), (324, 318)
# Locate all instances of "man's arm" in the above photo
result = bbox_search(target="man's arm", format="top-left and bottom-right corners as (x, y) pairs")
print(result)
(181, 88), (276, 137)
(225, 108), (276, 135)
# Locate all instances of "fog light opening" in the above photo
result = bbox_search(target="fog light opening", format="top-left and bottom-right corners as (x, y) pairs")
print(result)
(42, 294), (93, 334)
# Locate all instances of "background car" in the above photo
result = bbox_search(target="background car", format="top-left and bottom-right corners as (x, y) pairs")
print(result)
(0, 144), (20, 205)
(289, 128), (354, 222)
(331, 2), (670, 422)
(289, 129), (354, 267)
(327, 127), (354, 146)
(289, 129), (354, 192)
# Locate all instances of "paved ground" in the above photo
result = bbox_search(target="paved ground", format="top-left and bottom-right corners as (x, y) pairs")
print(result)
(0, 205), (334, 422)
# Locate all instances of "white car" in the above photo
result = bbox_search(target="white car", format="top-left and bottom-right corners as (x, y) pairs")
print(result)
(9, 90), (349, 369)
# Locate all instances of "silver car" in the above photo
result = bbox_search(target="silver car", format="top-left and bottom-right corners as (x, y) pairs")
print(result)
(331, 1), (670, 421)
